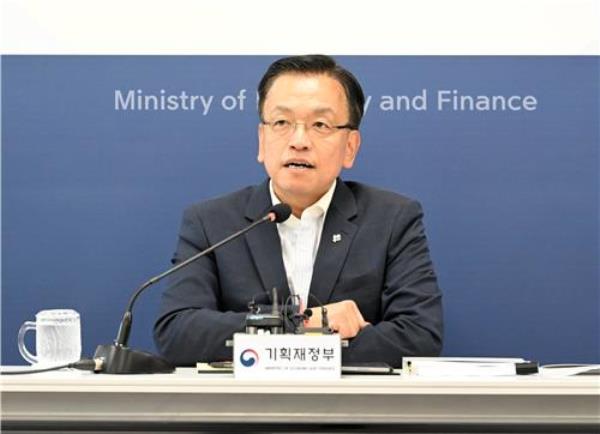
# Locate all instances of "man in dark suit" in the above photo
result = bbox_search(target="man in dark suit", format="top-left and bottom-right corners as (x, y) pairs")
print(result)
(154, 55), (442, 367)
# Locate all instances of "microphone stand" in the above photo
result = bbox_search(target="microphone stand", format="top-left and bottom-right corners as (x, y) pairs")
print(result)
(93, 205), (291, 374)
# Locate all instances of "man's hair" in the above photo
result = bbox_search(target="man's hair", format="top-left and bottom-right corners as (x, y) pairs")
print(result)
(258, 55), (365, 129)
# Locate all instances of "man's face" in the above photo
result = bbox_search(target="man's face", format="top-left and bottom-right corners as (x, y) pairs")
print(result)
(258, 73), (361, 208)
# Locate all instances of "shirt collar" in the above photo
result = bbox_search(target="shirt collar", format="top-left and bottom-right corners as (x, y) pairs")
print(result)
(269, 179), (337, 223)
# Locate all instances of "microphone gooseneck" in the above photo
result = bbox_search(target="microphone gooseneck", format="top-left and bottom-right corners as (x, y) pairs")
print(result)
(115, 203), (292, 348)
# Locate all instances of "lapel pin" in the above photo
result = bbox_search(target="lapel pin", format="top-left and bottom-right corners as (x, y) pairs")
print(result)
(332, 234), (342, 243)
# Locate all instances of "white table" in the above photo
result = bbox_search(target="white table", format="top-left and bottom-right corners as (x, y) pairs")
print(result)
(1, 367), (599, 433)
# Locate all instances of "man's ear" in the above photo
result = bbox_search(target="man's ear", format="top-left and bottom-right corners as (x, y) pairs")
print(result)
(342, 130), (361, 169)
(257, 123), (265, 163)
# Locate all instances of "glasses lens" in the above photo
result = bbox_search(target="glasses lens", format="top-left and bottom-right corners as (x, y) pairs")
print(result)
(271, 120), (291, 135)
(311, 121), (334, 137)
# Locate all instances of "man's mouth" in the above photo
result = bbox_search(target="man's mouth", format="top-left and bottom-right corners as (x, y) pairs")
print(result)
(284, 161), (315, 169)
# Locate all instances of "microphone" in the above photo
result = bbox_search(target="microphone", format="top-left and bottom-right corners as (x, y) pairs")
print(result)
(268, 203), (293, 223)
(93, 203), (291, 374)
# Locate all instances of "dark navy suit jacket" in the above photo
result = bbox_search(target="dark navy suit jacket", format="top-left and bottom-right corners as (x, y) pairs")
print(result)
(154, 179), (443, 367)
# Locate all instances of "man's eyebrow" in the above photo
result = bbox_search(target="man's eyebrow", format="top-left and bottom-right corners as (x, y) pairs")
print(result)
(270, 106), (293, 114)
(312, 107), (336, 116)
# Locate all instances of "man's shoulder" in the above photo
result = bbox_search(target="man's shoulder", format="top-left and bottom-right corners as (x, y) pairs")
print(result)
(342, 180), (419, 210)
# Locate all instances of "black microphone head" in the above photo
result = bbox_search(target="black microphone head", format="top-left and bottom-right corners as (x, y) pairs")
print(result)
(269, 203), (292, 223)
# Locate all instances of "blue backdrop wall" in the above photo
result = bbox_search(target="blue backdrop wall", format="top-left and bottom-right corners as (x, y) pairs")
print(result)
(2, 56), (598, 365)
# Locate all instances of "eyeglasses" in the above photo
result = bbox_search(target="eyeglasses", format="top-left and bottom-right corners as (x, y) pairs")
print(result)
(261, 119), (356, 139)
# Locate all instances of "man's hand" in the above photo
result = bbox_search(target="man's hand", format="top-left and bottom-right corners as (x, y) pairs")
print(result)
(306, 300), (370, 338)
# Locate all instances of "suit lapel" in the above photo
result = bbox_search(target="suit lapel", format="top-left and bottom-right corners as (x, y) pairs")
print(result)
(244, 180), (291, 303)
(309, 181), (358, 305)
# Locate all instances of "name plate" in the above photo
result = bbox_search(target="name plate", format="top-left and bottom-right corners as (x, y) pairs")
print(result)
(233, 333), (341, 379)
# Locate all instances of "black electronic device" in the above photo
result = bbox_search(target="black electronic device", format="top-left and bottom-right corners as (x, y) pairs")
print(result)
(245, 288), (284, 334)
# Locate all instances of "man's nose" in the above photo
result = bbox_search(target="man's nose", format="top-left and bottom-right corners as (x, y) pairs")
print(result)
(288, 123), (311, 149)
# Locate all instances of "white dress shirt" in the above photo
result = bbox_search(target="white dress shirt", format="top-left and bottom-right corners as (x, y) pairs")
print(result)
(269, 180), (336, 308)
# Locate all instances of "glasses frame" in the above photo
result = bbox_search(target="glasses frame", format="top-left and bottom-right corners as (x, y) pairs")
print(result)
(261, 119), (357, 139)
